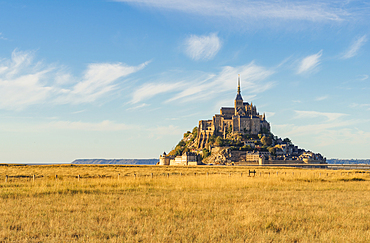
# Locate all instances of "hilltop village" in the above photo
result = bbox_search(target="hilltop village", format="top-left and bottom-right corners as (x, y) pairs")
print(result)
(159, 75), (326, 166)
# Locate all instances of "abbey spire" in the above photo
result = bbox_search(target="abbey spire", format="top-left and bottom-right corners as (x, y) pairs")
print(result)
(235, 74), (243, 101)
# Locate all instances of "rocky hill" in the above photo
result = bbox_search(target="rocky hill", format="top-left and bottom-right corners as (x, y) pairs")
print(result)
(166, 127), (325, 165)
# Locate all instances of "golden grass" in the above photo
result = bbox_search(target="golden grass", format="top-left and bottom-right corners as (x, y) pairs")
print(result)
(1, 165), (370, 242)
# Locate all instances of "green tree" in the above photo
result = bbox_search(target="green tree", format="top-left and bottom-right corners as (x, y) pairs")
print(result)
(208, 135), (216, 144)
(177, 140), (186, 147)
(268, 147), (276, 156)
(261, 136), (272, 146)
(202, 148), (210, 158)
(215, 136), (224, 146)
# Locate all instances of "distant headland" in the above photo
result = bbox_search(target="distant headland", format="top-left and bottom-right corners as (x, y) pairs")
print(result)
(72, 159), (158, 165)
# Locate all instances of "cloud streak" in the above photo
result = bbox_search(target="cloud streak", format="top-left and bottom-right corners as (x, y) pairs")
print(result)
(297, 50), (322, 74)
(184, 33), (221, 61)
(342, 35), (367, 59)
(115, 0), (350, 23)
(274, 110), (369, 150)
(0, 49), (148, 110)
(294, 110), (346, 122)
(0, 33), (7, 40)
(130, 62), (275, 105)
(131, 82), (184, 104)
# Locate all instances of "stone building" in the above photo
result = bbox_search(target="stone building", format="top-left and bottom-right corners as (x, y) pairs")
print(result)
(197, 75), (270, 149)
(159, 152), (200, 166)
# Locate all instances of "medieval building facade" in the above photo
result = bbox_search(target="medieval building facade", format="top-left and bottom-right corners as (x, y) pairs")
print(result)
(197, 75), (270, 149)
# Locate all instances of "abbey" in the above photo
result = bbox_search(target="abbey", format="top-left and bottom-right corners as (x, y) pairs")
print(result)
(197, 74), (270, 149)
(159, 74), (326, 166)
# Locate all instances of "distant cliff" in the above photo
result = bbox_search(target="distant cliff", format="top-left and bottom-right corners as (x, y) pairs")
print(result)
(72, 159), (159, 165)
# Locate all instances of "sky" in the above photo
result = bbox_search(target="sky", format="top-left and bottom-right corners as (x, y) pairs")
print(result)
(0, 0), (369, 162)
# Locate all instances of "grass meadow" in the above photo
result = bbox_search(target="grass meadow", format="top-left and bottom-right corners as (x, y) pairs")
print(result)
(1, 164), (370, 242)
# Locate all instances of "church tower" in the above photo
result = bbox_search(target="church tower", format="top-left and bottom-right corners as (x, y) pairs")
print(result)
(234, 74), (243, 109)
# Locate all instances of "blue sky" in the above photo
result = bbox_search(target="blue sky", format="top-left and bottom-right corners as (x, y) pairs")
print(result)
(0, 0), (369, 162)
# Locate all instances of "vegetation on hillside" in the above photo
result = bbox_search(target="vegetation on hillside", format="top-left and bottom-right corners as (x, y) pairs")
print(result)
(168, 127), (198, 157)
(167, 126), (296, 161)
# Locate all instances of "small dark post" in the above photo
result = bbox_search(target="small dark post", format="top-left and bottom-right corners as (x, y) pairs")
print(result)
(151, 173), (153, 178)
(167, 173), (169, 178)
(241, 173), (243, 177)
(118, 173), (120, 180)
(33, 174), (35, 182)
(194, 173), (196, 176)
(55, 175), (58, 180)
(78, 175), (80, 181)
(180, 172), (182, 176)
(134, 174), (136, 179)
(5, 175), (8, 183)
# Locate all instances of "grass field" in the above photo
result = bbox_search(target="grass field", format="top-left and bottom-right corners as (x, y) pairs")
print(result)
(1, 165), (370, 242)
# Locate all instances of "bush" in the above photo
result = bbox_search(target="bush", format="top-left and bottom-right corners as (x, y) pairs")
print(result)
(202, 148), (210, 158)
(268, 147), (276, 156)
(208, 135), (216, 144)
(261, 136), (272, 146)
(215, 136), (224, 146)
(177, 140), (186, 147)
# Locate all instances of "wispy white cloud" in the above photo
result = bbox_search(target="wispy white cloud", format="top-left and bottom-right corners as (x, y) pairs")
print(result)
(169, 63), (274, 103)
(0, 32), (7, 40)
(274, 110), (369, 150)
(349, 103), (370, 111)
(184, 33), (221, 61)
(294, 110), (346, 122)
(357, 74), (368, 81)
(131, 62), (274, 105)
(55, 61), (149, 104)
(0, 49), (148, 110)
(342, 35), (367, 59)
(274, 120), (370, 148)
(131, 82), (183, 104)
(48, 120), (136, 131)
(149, 125), (183, 136)
(71, 110), (86, 114)
(297, 50), (323, 74)
(315, 95), (328, 101)
(0, 119), (184, 142)
(126, 103), (150, 110)
(115, 0), (350, 23)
